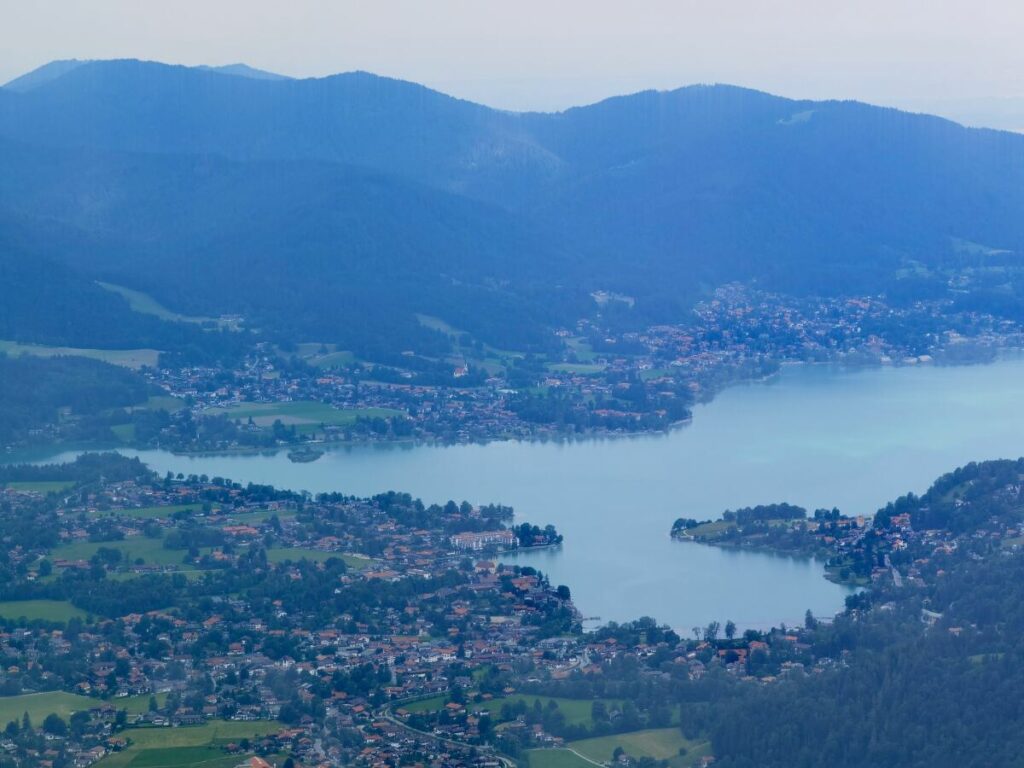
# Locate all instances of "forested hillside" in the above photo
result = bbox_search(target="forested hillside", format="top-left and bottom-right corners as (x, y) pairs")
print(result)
(0, 355), (151, 446)
(1, 59), (1023, 355)
(703, 459), (1024, 768)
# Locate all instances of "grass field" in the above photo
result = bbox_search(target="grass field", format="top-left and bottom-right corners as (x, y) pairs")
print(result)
(682, 520), (736, 540)
(565, 337), (599, 363)
(117, 693), (169, 716)
(415, 314), (460, 335)
(265, 548), (369, 569)
(51, 536), (201, 569)
(568, 728), (709, 766)
(310, 351), (356, 368)
(0, 692), (169, 729)
(291, 342), (358, 369)
(98, 720), (283, 768)
(526, 749), (596, 768)
(0, 340), (160, 369)
(111, 424), (136, 443)
(3, 481), (75, 494)
(98, 282), (218, 327)
(124, 395), (186, 415)
(209, 401), (402, 433)
(0, 691), (94, 725)
(95, 504), (203, 520)
(0, 600), (87, 623)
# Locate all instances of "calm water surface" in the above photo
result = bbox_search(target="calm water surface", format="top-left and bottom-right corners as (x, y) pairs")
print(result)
(35, 356), (1024, 631)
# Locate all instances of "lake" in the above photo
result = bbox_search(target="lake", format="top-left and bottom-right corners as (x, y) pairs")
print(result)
(31, 355), (1024, 632)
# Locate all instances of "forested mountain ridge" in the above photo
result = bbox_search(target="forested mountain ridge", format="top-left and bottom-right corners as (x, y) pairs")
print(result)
(703, 458), (1024, 767)
(2, 59), (1023, 354)
(0, 133), (578, 354)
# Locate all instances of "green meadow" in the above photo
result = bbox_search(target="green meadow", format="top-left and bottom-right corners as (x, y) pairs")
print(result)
(97, 720), (284, 768)
(0, 692), (166, 725)
(97, 282), (219, 327)
(0, 600), (87, 623)
(265, 548), (369, 569)
(210, 400), (402, 433)
(568, 728), (709, 766)
(51, 536), (205, 569)
(93, 503), (203, 520)
(0, 340), (160, 370)
(0, 691), (94, 725)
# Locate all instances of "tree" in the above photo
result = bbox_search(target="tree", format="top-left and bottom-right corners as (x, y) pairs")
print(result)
(704, 621), (721, 643)
(70, 711), (90, 738)
(43, 713), (68, 736)
(725, 620), (737, 640)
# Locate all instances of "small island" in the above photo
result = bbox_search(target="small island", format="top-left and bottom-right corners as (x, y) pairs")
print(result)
(286, 445), (325, 463)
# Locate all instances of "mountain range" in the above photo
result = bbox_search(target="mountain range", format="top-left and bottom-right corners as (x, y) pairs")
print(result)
(1, 59), (1022, 356)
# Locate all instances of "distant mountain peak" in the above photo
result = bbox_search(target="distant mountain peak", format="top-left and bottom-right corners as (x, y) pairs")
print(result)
(3, 59), (292, 93)
(2, 59), (90, 92)
(195, 63), (291, 81)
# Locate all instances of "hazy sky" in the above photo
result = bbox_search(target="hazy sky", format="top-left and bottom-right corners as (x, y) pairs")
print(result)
(3, 1), (1023, 129)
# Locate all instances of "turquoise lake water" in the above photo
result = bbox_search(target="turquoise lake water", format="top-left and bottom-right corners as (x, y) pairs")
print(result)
(33, 355), (1024, 631)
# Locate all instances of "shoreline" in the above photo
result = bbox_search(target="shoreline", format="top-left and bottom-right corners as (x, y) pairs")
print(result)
(5, 345), (1023, 466)
(671, 532), (866, 589)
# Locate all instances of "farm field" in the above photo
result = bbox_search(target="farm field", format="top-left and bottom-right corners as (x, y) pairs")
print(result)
(0, 691), (94, 725)
(209, 401), (402, 432)
(565, 337), (599, 363)
(568, 727), (709, 766)
(0, 600), (87, 623)
(93, 504), (203, 520)
(265, 548), (369, 569)
(0, 340), (160, 369)
(97, 720), (284, 768)
(51, 536), (205, 569)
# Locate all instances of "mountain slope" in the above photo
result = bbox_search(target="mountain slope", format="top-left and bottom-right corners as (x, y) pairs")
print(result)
(0, 59), (553, 201)
(1, 59), (1023, 352)
(0, 136), (578, 353)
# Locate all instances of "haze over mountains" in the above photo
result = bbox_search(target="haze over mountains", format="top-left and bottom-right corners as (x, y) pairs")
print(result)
(1, 59), (1023, 357)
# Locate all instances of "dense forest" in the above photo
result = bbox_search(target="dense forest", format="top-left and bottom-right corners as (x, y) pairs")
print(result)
(695, 459), (1024, 767)
(707, 550), (1024, 767)
(0, 355), (152, 446)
